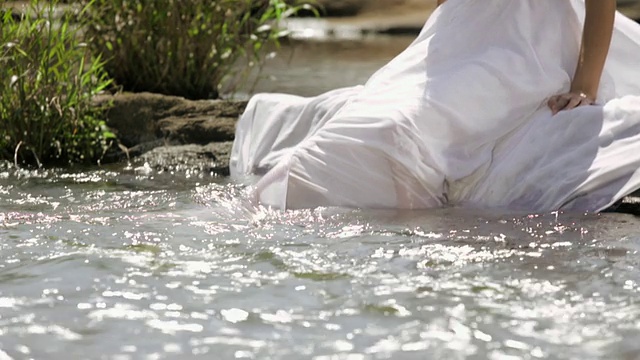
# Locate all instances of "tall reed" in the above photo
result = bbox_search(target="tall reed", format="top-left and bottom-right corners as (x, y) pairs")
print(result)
(83, 0), (310, 99)
(0, 0), (114, 166)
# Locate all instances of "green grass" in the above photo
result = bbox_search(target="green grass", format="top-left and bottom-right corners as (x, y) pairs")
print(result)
(0, 0), (315, 166)
(83, 0), (312, 99)
(0, 0), (114, 166)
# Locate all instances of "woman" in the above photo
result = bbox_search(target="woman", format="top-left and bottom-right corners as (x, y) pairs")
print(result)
(231, 0), (640, 212)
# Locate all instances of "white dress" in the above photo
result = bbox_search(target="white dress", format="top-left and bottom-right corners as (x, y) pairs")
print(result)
(230, 0), (640, 212)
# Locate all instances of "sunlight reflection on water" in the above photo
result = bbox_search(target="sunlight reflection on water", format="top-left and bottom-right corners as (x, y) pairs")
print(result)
(2, 162), (640, 359)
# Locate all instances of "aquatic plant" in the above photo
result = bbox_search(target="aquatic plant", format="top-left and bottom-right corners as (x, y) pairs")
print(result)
(0, 0), (114, 166)
(82, 0), (312, 99)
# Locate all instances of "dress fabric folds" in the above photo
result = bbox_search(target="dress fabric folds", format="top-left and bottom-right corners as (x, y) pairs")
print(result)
(230, 0), (640, 212)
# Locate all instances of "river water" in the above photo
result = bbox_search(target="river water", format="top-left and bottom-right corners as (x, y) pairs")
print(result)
(242, 35), (415, 97)
(3, 36), (640, 360)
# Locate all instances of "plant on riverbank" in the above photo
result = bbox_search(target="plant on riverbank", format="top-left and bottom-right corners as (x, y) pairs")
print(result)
(0, 1), (114, 166)
(82, 0), (310, 99)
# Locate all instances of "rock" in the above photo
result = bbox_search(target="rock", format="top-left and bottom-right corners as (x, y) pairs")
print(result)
(101, 138), (172, 164)
(158, 116), (236, 144)
(93, 92), (246, 147)
(135, 142), (234, 176)
(306, 0), (429, 17)
(611, 191), (640, 216)
(94, 93), (181, 147)
(309, 0), (367, 16)
(93, 92), (245, 175)
(288, 0), (433, 38)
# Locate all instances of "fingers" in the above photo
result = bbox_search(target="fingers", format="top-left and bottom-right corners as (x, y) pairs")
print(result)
(548, 95), (569, 115)
(548, 92), (594, 115)
(565, 95), (583, 111)
(577, 96), (593, 108)
(547, 98), (556, 113)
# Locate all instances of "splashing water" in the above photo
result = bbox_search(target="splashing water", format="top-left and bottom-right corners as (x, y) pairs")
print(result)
(1, 160), (640, 359)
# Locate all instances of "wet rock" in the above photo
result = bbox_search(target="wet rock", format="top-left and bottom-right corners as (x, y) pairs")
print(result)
(158, 116), (236, 145)
(135, 142), (233, 176)
(308, 0), (367, 16)
(306, 0), (429, 17)
(611, 192), (640, 216)
(93, 92), (246, 148)
(94, 93), (182, 147)
(93, 92), (244, 176)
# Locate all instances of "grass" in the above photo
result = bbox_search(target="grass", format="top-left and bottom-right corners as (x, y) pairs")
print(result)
(0, 0), (314, 166)
(82, 0), (312, 99)
(0, 0), (114, 166)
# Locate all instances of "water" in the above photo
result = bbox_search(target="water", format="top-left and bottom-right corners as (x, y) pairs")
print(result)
(240, 36), (414, 97)
(2, 161), (640, 360)
(3, 37), (640, 359)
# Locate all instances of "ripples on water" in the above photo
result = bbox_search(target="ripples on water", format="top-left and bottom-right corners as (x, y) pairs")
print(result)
(1, 161), (640, 360)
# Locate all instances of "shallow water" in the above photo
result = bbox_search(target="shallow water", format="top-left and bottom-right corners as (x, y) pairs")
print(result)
(2, 162), (640, 360)
(239, 36), (414, 98)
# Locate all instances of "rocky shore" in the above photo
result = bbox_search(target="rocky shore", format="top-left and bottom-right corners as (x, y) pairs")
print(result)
(95, 93), (242, 176)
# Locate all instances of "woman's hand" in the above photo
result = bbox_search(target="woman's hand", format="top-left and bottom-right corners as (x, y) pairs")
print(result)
(547, 91), (595, 115)
(548, 0), (615, 116)
(559, 0), (615, 115)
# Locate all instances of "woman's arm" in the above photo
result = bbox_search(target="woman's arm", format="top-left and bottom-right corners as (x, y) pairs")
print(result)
(548, 0), (616, 114)
(572, 0), (616, 98)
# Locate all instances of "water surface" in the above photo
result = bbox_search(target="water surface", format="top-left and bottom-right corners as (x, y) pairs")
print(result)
(239, 35), (414, 97)
(2, 163), (640, 359)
